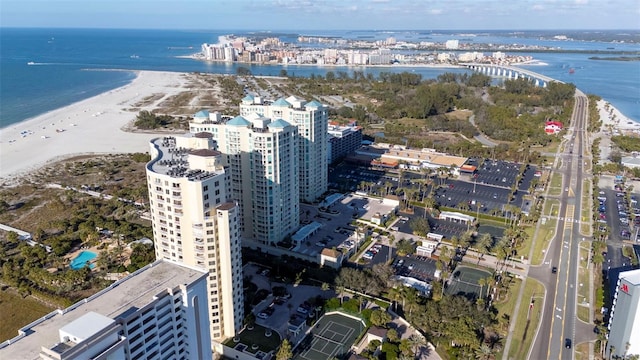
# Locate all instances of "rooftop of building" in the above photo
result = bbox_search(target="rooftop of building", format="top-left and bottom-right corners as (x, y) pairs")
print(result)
(147, 136), (224, 180)
(620, 268), (640, 285)
(0, 260), (206, 359)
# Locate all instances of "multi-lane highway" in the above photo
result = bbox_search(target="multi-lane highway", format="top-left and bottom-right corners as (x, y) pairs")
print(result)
(529, 91), (589, 360)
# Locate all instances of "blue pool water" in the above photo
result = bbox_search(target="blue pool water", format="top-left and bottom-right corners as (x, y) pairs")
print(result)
(70, 251), (97, 270)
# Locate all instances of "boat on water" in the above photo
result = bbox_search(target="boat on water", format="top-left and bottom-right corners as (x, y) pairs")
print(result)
(569, 68), (575, 74)
(130, 55), (140, 59)
(27, 61), (35, 65)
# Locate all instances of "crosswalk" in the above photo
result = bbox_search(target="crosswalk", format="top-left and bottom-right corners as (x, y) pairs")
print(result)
(564, 205), (575, 230)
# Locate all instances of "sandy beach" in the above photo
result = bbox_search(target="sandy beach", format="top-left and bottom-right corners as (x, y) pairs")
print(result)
(0, 70), (192, 182)
(1, 69), (636, 184)
(597, 99), (640, 134)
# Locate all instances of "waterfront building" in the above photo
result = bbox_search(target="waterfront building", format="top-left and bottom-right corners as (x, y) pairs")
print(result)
(445, 39), (459, 49)
(368, 48), (393, 65)
(238, 95), (328, 203)
(328, 121), (363, 164)
(607, 268), (640, 359)
(347, 50), (368, 65)
(0, 260), (212, 360)
(146, 133), (244, 343)
(189, 111), (300, 245)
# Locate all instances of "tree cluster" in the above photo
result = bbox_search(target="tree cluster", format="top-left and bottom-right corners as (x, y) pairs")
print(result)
(134, 110), (174, 129)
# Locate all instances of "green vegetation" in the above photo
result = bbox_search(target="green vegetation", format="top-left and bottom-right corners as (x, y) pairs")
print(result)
(224, 324), (281, 354)
(577, 244), (591, 322)
(0, 154), (155, 318)
(532, 199), (559, 265)
(508, 278), (545, 359)
(0, 288), (55, 342)
(134, 110), (181, 129)
(611, 135), (640, 152)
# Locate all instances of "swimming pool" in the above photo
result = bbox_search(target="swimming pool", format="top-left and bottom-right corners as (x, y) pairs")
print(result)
(70, 251), (97, 270)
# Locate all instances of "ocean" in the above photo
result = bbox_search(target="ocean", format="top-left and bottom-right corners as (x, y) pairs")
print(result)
(1, 28), (639, 129)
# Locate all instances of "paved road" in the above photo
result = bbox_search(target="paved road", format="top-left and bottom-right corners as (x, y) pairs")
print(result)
(468, 114), (498, 147)
(529, 91), (592, 360)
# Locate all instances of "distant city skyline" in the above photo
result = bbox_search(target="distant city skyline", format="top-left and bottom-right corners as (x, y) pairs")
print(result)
(1, 0), (639, 31)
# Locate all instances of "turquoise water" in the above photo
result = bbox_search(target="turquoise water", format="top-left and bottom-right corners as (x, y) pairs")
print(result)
(70, 251), (97, 270)
(1, 28), (639, 127)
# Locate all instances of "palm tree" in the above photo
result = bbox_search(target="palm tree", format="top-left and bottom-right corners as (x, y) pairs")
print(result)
(474, 344), (493, 360)
(388, 287), (403, 312)
(475, 233), (492, 262)
(408, 334), (426, 358)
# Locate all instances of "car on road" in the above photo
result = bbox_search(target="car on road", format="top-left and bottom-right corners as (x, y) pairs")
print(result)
(565, 338), (572, 349)
(552, 266), (558, 274)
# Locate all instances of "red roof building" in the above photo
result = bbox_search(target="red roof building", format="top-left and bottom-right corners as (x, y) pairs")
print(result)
(545, 121), (563, 134)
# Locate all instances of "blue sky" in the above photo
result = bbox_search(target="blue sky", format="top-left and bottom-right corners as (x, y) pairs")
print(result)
(1, 0), (639, 30)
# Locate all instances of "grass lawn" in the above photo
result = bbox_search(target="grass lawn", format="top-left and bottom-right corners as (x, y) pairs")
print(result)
(580, 179), (592, 235)
(508, 278), (545, 360)
(0, 289), (55, 342)
(577, 244), (591, 322)
(492, 278), (522, 359)
(577, 305), (590, 323)
(223, 324), (281, 354)
(531, 199), (560, 265)
(575, 342), (590, 360)
(548, 172), (562, 197)
(520, 226), (535, 262)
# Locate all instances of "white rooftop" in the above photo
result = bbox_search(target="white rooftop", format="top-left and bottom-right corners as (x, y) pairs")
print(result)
(0, 260), (206, 360)
(59, 312), (114, 343)
(620, 268), (640, 285)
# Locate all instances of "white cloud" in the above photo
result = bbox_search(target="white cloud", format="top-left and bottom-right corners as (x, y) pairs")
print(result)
(574, 0), (588, 4)
(429, 8), (443, 15)
(531, 4), (545, 11)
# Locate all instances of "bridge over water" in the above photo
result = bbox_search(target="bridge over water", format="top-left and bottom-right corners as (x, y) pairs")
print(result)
(463, 63), (561, 88)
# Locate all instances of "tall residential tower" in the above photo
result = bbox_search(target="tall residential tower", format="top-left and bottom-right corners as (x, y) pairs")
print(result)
(146, 133), (244, 343)
(239, 95), (328, 203)
(189, 113), (300, 245)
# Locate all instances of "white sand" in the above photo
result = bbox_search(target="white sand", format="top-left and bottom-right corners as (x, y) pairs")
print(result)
(597, 99), (640, 133)
(0, 70), (192, 182)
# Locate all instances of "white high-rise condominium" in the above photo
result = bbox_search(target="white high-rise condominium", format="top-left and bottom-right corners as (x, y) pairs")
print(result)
(146, 133), (244, 343)
(189, 112), (300, 245)
(0, 260), (211, 360)
(238, 95), (328, 203)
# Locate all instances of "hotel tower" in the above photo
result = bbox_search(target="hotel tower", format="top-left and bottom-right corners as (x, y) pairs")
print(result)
(189, 96), (327, 245)
(238, 95), (328, 204)
(145, 133), (244, 343)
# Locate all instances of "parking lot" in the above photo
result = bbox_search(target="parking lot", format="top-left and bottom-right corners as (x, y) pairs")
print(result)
(244, 264), (335, 341)
(393, 255), (439, 282)
(466, 158), (537, 192)
(599, 185), (640, 243)
(329, 159), (536, 220)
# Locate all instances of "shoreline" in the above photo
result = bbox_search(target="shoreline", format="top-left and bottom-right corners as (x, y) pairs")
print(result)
(0, 70), (192, 183)
(1, 69), (638, 184)
(597, 99), (640, 134)
(179, 54), (465, 69)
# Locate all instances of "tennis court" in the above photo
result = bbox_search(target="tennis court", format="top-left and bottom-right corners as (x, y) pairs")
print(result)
(445, 266), (492, 298)
(295, 313), (365, 360)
